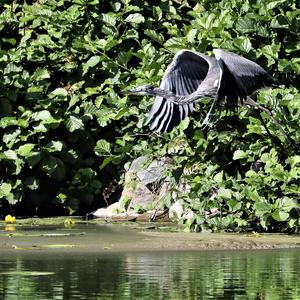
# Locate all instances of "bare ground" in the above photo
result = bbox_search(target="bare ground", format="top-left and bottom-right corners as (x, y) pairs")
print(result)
(0, 218), (300, 253)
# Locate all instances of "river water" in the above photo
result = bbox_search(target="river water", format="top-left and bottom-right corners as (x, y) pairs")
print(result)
(1, 248), (300, 299)
(0, 224), (300, 299)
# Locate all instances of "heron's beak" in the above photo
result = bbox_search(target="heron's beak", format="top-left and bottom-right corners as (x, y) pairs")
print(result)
(121, 87), (142, 95)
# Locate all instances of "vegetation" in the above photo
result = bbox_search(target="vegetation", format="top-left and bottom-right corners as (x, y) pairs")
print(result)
(0, 0), (299, 231)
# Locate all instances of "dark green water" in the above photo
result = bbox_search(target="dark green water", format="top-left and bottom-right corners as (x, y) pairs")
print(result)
(0, 248), (300, 299)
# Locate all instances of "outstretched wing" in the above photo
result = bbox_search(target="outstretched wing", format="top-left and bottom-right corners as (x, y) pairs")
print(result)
(145, 50), (211, 133)
(214, 49), (277, 109)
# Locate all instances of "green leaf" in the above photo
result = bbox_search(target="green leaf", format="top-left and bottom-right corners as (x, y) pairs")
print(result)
(213, 171), (223, 183)
(144, 29), (164, 44)
(17, 143), (35, 157)
(0, 183), (12, 198)
(125, 13), (145, 24)
(50, 88), (68, 98)
(236, 16), (256, 33)
(31, 68), (50, 81)
(45, 141), (63, 152)
(82, 55), (101, 74)
(4, 150), (18, 160)
(271, 210), (289, 222)
(164, 37), (185, 49)
(279, 197), (298, 212)
(270, 15), (289, 29)
(254, 201), (271, 217)
(32, 110), (51, 121)
(217, 188), (232, 199)
(117, 51), (132, 66)
(233, 150), (247, 160)
(234, 37), (252, 53)
(65, 116), (84, 132)
(94, 139), (111, 155)
(101, 13), (117, 27)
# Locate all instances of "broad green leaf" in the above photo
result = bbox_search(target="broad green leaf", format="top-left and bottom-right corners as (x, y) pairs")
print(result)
(17, 143), (35, 157)
(233, 150), (247, 160)
(234, 37), (252, 53)
(31, 68), (50, 81)
(164, 37), (185, 49)
(82, 55), (101, 74)
(279, 197), (298, 212)
(50, 88), (68, 98)
(0, 117), (18, 128)
(213, 171), (223, 183)
(117, 51), (132, 66)
(271, 210), (289, 222)
(0, 183), (12, 197)
(65, 116), (84, 132)
(32, 110), (51, 121)
(144, 29), (164, 44)
(101, 13), (117, 27)
(125, 13), (145, 24)
(4, 150), (18, 160)
(95, 139), (111, 155)
(254, 201), (271, 216)
(236, 16), (256, 33)
(217, 188), (232, 199)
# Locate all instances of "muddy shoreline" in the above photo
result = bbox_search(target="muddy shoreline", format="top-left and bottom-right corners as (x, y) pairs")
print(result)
(1, 218), (300, 253)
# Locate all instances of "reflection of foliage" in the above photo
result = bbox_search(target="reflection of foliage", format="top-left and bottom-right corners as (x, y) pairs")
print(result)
(1, 250), (300, 299)
(0, 0), (299, 230)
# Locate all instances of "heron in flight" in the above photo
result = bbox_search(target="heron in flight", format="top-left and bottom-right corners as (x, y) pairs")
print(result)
(124, 49), (278, 133)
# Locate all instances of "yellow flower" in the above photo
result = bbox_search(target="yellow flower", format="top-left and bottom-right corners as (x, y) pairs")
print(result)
(5, 215), (16, 223)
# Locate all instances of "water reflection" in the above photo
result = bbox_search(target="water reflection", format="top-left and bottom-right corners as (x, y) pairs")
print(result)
(0, 249), (300, 299)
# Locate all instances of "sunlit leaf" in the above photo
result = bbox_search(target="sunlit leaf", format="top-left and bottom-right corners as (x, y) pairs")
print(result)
(125, 13), (145, 24)
(65, 116), (84, 132)
(95, 139), (111, 155)
(0, 183), (12, 197)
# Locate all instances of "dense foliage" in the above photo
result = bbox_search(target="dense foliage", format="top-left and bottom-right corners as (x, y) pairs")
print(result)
(0, 0), (299, 231)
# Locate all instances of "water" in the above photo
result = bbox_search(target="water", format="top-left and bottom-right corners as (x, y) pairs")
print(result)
(1, 249), (300, 299)
(0, 223), (300, 299)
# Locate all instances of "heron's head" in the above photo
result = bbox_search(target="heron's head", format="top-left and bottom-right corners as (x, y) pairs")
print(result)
(122, 84), (155, 96)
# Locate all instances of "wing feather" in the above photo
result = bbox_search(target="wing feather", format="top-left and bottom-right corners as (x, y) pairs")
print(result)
(214, 49), (277, 107)
(146, 50), (210, 132)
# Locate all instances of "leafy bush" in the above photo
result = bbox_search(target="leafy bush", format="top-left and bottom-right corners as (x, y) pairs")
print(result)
(0, 0), (299, 231)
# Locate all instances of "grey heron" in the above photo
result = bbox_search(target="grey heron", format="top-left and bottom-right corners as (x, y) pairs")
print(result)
(124, 49), (278, 133)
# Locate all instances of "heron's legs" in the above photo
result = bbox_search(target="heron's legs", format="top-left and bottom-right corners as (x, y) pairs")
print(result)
(201, 95), (218, 129)
(244, 97), (293, 145)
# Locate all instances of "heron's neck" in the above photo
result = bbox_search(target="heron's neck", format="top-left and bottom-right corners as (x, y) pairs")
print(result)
(152, 87), (212, 104)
